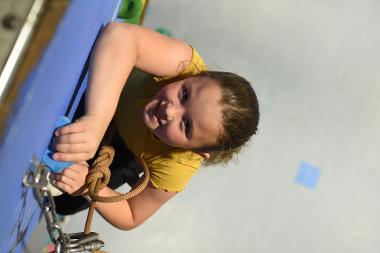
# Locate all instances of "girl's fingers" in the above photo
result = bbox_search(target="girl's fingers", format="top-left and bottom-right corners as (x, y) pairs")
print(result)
(55, 181), (73, 193)
(54, 143), (90, 153)
(78, 161), (89, 166)
(68, 164), (89, 174)
(55, 121), (85, 136)
(53, 152), (92, 162)
(53, 169), (77, 183)
(52, 166), (87, 195)
(55, 173), (75, 186)
(63, 167), (81, 180)
(54, 133), (87, 144)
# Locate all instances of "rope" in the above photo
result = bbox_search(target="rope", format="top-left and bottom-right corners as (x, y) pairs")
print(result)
(83, 145), (150, 253)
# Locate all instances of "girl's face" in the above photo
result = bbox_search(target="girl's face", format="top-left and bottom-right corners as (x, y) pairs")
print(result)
(143, 76), (223, 150)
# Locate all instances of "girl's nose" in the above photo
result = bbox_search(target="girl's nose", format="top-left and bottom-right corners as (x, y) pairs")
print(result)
(162, 101), (182, 122)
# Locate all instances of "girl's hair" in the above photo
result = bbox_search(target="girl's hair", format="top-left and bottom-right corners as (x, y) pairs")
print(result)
(194, 71), (260, 165)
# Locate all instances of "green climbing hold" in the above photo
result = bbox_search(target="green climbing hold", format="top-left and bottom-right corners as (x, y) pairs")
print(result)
(118, 0), (144, 20)
(155, 27), (173, 37)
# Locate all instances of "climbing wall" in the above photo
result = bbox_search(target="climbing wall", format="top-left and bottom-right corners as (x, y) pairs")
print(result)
(0, 1), (121, 252)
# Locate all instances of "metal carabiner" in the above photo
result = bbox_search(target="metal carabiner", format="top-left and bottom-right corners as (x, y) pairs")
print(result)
(23, 156), (105, 253)
(23, 156), (46, 187)
(60, 232), (105, 253)
(55, 241), (62, 253)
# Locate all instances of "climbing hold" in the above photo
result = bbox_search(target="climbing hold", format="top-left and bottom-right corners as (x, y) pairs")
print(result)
(118, 0), (143, 23)
(41, 116), (73, 172)
(155, 26), (173, 37)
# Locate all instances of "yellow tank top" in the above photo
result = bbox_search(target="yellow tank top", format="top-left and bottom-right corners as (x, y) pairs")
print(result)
(114, 47), (207, 192)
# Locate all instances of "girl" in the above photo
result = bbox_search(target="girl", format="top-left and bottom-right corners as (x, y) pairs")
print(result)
(52, 23), (259, 230)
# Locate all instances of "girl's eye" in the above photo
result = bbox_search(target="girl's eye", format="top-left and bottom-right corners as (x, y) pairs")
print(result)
(183, 119), (191, 136)
(180, 88), (188, 103)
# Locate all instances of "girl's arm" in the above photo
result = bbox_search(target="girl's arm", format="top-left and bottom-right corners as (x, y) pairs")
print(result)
(54, 23), (192, 162)
(56, 164), (176, 230)
(85, 183), (176, 230)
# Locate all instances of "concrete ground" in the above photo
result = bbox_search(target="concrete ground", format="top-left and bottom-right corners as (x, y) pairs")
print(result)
(26, 0), (380, 252)
(0, 0), (69, 137)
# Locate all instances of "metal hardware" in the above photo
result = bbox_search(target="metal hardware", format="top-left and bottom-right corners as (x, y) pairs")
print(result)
(23, 156), (105, 252)
(60, 232), (105, 253)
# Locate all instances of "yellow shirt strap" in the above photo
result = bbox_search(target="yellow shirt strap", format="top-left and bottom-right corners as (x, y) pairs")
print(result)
(154, 46), (208, 83)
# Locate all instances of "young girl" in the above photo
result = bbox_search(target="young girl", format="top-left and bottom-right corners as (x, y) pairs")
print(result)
(52, 22), (259, 230)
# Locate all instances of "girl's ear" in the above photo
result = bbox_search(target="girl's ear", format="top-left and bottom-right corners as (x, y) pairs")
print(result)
(196, 152), (210, 159)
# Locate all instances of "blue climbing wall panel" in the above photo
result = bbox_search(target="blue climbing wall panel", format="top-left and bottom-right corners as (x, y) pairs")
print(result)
(0, 0), (121, 252)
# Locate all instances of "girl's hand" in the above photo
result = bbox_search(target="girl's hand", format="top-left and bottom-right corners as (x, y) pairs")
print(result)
(53, 115), (106, 162)
(53, 162), (89, 196)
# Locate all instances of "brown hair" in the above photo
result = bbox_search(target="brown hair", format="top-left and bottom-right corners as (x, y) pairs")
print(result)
(194, 71), (260, 165)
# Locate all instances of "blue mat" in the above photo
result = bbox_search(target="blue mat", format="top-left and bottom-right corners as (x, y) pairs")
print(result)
(0, 0), (121, 252)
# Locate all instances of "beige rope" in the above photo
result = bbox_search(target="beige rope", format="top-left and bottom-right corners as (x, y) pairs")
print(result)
(83, 145), (150, 252)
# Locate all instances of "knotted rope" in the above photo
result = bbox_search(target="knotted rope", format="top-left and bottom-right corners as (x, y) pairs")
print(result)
(84, 146), (150, 253)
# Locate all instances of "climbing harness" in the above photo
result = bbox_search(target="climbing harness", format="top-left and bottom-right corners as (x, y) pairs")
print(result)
(23, 146), (149, 252)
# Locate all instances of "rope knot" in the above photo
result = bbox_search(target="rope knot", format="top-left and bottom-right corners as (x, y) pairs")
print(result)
(83, 145), (149, 253)
(86, 146), (115, 200)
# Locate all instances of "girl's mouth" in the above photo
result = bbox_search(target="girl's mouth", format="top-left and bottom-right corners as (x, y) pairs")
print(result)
(153, 114), (160, 126)
(154, 100), (165, 126)
(150, 99), (163, 128)
(143, 99), (160, 130)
